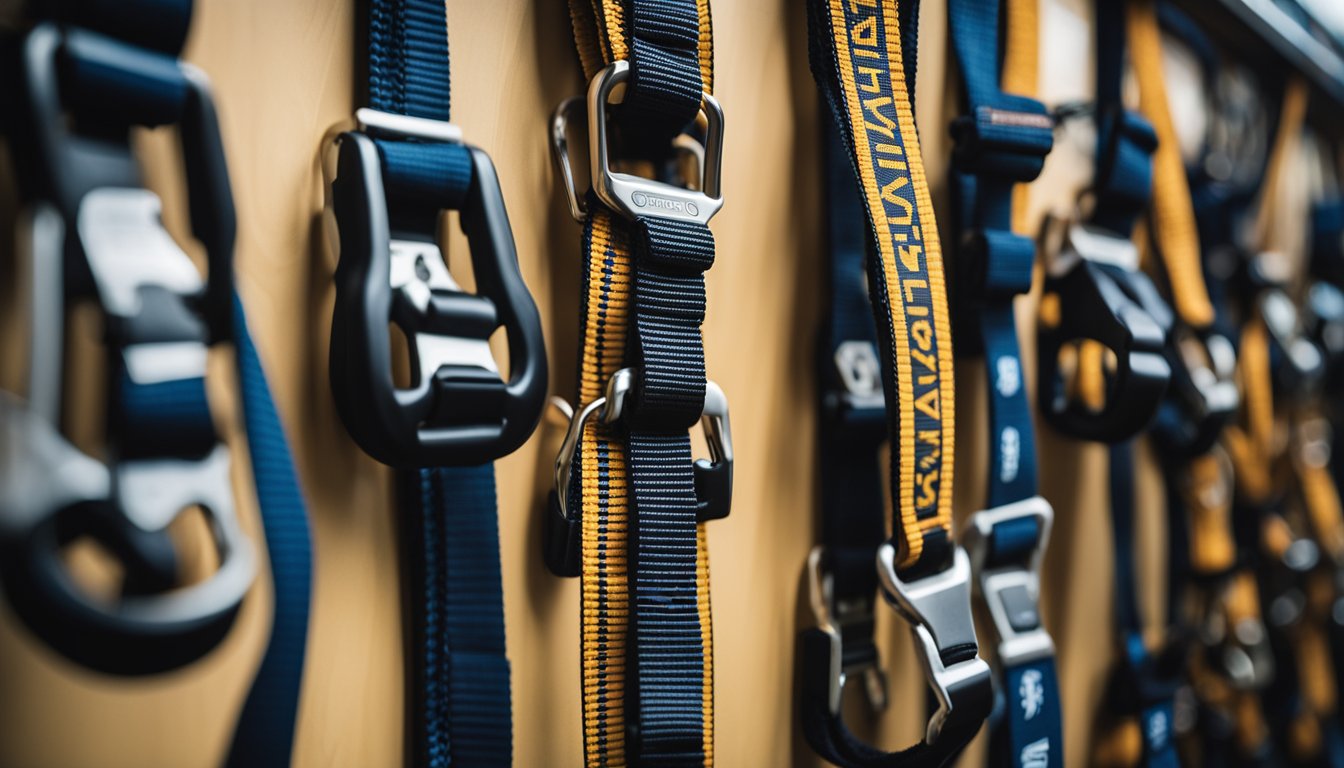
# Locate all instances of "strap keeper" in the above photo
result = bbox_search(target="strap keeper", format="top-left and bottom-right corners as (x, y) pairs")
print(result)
(961, 229), (1036, 299)
(950, 101), (1053, 183)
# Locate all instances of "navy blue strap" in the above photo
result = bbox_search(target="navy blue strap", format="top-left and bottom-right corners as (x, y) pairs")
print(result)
(1092, 0), (1157, 237)
(1108, 443), (1179, 768)
(398, 466), (512, 767)
(818, 121), (887, 669)
(945, 2), (1059, 766)
(620, 0), (706, 157)
(224, 294), (314, 768)
(360, 1), (513, 764)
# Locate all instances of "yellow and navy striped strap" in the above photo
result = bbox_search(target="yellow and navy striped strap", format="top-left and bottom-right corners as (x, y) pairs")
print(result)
(808, 0), (956, 578)
(561, 2), (718, 764)
(800, 1), (992, 766)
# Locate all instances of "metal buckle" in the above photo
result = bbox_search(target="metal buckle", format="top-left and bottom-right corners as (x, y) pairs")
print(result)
(806, 547), (889, 715)
(1260, 287), (1324, 395)
(962, 496), (1055, 667)
(1197, 579), (1274, 691)
(552, 369), (732, 523)
(356, 107), (463, 143)
(877, 544), (993, 745)
(833, 341), (885, 410)
(1164, 327), (1239, 454)
(586, 60), (724, 224)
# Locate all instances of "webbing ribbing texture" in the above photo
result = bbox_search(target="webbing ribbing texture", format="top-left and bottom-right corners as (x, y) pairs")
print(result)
(359, 0), (514, 764)
(564, 1), (718, 763)
(808, 0), (956, 577)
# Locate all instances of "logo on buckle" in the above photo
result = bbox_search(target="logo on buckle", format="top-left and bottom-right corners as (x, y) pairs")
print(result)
(631, 191), (699, 217)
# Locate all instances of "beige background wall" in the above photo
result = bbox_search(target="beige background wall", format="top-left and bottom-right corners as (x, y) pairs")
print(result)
(0, 0), (1230, 765)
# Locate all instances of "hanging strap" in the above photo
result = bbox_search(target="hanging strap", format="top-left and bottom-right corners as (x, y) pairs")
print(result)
(553, 1), (724, 764)
(224, 295), (314, 768)
(800, 1), (992, 765)
(349, 1), (516, 765)
(942, 1), (1060, 767)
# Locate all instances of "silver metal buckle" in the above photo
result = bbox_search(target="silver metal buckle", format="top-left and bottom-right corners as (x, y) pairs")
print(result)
(551, 369), (731, 521)
(806, 547), (889, 715)
(1045, 219), (1141, 278)
(877, 544), (992, 745)
(962, 496), (1055, 667)
(587, 60), (724, 225)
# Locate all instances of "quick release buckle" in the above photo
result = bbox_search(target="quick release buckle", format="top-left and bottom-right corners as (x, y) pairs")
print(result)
(1037, 219), (1172, 442)
(962, 496), (1055, 667)
(550, 60), (725, 225)
(877, 544), (993, 746)
(329, 109), (547, 467)
(0, 23), (254, 675)
(806, 547), (889, 714)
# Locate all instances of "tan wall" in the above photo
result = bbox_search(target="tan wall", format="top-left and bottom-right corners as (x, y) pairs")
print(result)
(0, 0), (1286, 766)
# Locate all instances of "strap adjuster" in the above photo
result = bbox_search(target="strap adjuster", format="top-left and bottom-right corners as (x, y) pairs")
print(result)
(950, 103), (1054, 182)
(877, 543), (993, 745)
(551, 368), (733, 525)
(329, 126), (548, 467)
(1037, 220), (1172, 442)
(550, 60), (725, 226)
(962, 496), (1055, 667)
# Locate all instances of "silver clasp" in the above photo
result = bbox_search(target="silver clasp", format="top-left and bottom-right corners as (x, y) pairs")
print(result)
(806, 547), (889, 715)
(877, 544), (993, 745)
(962, 496), (1056, 667)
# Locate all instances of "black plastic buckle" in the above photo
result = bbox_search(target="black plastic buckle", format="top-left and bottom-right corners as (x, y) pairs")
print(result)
(0, 23), (251, 675)
(1037, 221), (1172, 442)
(1157, 325), (1239, 457)
(329, 119), (547, 468)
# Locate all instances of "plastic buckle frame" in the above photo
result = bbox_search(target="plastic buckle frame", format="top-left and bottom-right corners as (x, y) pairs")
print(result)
(329, 112), (547, 467)
(1038, 220), (1172, 442)
(876, 543), (993, 746)
(962, 496), (1055, 667)
(0, 23), (254, 675)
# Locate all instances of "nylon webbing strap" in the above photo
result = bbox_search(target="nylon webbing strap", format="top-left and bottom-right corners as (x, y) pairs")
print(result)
(563, 2), (718, 763)
(800, 1), (991, 767)
(944, 0), (1060, 765)
(360, 1), (513, 764)
(224, 295), (314, 768)
(808, 0), (955, 579)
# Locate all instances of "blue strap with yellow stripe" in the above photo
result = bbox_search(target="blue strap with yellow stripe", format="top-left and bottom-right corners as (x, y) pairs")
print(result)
(801, 1), (992, 765)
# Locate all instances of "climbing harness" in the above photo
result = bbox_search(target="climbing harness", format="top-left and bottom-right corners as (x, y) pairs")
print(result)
(0, 1), (312, 765)
(799, 0), (992, 764)
(327, 0), (547, 763)
(545, 0), (730, 763)
(943, 0), (1062, 765)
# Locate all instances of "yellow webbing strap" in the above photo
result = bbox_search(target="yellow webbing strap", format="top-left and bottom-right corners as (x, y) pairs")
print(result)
(578, 210), (634, 765)
(821, 0), (956, 570)
(1255, 77), (1308, 254)
(1127, 0), (1214, 329)
(1185, 452), (1236, 575)
(566, 4), (716, 764)
(1003, 0), (1038, 235)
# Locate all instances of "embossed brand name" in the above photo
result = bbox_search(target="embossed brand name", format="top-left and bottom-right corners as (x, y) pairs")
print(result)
(632, 191), (699, 217)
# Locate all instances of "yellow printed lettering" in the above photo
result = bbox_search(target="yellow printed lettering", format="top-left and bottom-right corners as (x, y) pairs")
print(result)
(897, 243), (922, 273)
(914, 386), (941, 420)
(910, 318), (933, 351)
